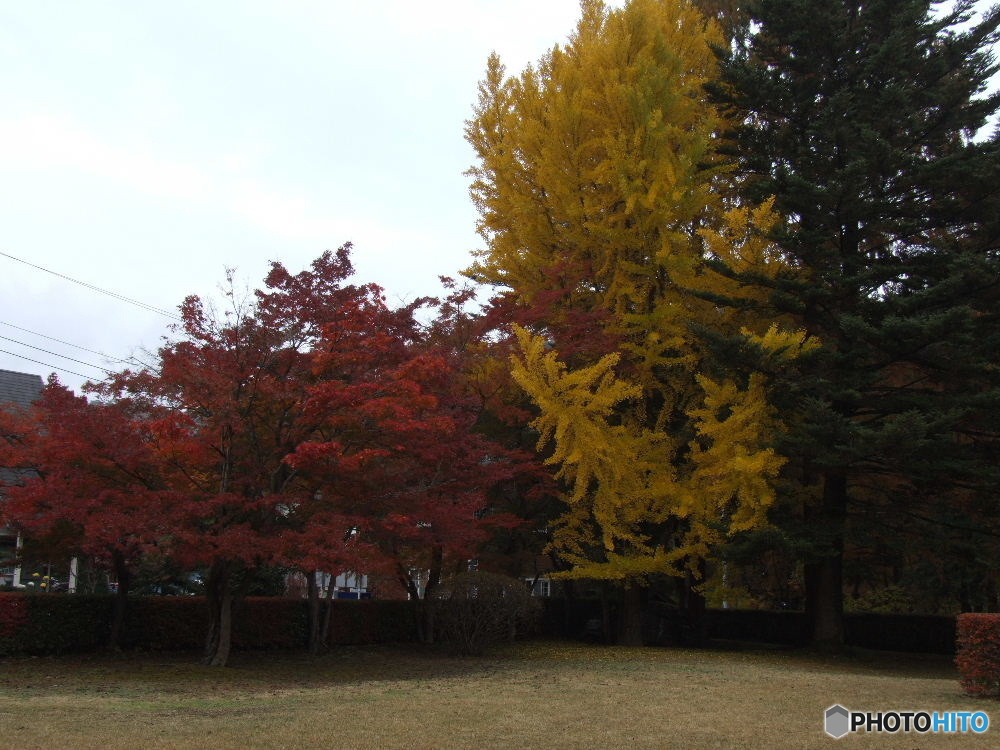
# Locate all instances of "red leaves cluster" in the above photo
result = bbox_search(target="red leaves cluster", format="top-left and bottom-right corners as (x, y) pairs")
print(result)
(0, 382), (175, 570)
(0, 246), (523, 598)
(956, 613), (1000, 697)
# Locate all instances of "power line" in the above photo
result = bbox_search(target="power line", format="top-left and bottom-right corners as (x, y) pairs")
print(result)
(0, 250), (183, 321)
(0, 348), (93, 381)
(0, 320), (141, 367)
(0, 334), (113, 375)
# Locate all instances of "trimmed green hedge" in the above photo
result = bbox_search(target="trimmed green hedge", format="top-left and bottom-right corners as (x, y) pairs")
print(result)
(121, 596), (205, 651)
(0, 593), (113, 655)
(538, 599), (960, 654)
(699, 608), (955, 654)
(326, 599), (418, 645)
(0, 592), (418, 655)
(2, 592), (965, 657)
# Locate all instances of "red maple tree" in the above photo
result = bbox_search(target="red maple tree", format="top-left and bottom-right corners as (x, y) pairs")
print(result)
(0, 381), (174, 647)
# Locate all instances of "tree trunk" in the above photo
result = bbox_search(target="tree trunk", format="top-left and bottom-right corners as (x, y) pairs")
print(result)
(396, 563), (430, 643)
(424, 545), (443, 600)
(212, 588), (234, 667)
(619, 583), (644, 646)
(561, 577), (577, 636)
(320, 577), (335, 648)
(600, 581), (613, 643)
(107, 549), (130, 651)
(682, 567), (706, 647)
(203, 559), (235, 667)
(419, 545), (444, 645)
(805, 471), (847, 651)
(306, 570), (322, 655)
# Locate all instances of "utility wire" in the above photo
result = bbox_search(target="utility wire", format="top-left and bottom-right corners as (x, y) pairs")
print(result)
(0, 320), (140, 367)
(0, 348), (92, 381)
(0, 250), (183, 321)
(0, 334), (113, 375)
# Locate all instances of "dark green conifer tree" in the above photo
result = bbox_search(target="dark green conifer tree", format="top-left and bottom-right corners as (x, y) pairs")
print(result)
(709, 0), (1000, 646)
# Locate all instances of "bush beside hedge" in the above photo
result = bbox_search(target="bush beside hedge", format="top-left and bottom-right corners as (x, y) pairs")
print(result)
(432, 572), (540, 655)
(956, 613), (1000, 697)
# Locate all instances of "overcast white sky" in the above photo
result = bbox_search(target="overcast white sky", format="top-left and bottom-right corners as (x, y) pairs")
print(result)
(0, 1), (994, 394)
(0, 1), (629, 392)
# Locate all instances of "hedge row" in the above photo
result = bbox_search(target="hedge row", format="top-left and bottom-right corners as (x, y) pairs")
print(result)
(540, 599), (960, 654)
(1, 593), (114, 655)
(695, 608), (955, 654)
(0, 593), (971, 656)
(0, 593), (419, 655)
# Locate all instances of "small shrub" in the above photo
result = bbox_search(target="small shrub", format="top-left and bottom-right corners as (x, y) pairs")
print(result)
(845, 585), (914, 614)
(956, 613), (1000, 697)
(432, 571), (539, 656)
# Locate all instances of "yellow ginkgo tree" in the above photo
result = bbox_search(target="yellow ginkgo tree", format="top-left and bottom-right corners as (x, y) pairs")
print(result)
(467, 0), (811, 643)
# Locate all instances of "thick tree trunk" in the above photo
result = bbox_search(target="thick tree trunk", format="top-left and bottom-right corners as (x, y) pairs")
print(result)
(619, 583), (644, 646)
(805, 471), (847, 651)
(212, 589), (234, 667)
(107, 549), (130, 651)
(203, 559), (235, 667)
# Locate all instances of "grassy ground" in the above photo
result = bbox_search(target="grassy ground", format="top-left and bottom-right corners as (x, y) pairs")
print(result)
(0, 640), (995, 749)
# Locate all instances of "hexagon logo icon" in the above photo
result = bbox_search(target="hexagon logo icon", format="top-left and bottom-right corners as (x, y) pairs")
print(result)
(825, 704), (851, 739)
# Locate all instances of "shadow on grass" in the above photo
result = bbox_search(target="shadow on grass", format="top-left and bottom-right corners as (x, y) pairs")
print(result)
(0, 638), (959, 700)
(0, 643), (521, 698)
(697, 637), (958, 679)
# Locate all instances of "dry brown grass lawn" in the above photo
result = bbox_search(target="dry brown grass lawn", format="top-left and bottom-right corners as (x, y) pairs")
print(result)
(0, 640), (995, 749)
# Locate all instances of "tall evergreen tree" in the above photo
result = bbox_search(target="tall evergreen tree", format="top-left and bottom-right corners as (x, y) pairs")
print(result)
(711, 0), (1000, 646)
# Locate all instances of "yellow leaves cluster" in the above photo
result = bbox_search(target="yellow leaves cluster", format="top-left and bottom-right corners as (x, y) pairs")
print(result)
(741, 324), (818, 359)
(466, 0), (725, 318)
(472, 0), (818, 585)
(512, 326), (675, 564)
(683, 374), (783, 537)
(512, 323), (810, 580)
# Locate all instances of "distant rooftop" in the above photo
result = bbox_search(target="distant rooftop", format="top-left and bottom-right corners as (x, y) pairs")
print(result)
(0, 369), (44, 409)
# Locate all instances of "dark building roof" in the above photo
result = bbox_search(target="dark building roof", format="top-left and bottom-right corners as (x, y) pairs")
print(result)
(1, 370), (43, 501)
(0, 369), (43, 409)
